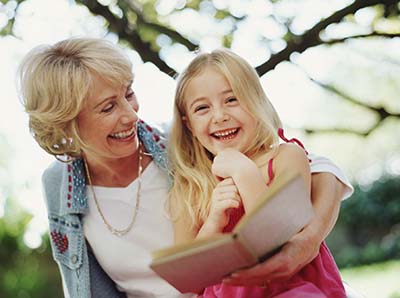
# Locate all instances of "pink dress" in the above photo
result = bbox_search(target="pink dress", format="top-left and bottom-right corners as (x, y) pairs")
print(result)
(198, 130), (346, 298)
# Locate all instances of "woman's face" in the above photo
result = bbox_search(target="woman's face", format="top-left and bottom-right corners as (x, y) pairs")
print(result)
(77, 75), (140, 162)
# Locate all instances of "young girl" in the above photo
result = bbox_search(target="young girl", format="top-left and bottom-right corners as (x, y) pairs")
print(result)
(168, 49), (346, 298)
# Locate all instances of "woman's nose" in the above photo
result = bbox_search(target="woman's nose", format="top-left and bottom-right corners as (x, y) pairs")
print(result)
(121, 101), (138, 125)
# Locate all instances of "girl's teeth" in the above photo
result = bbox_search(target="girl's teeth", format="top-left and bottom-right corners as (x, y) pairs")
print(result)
(214, 129), (237, 137)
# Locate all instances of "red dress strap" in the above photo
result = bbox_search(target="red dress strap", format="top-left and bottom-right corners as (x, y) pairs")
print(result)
(267, 158), (274, 186)
(278, 128), (308, 155)
(278, 128), (311, 162)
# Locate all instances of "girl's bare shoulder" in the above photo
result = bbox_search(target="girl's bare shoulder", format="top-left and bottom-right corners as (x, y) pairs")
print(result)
(274, 143), (309, 174)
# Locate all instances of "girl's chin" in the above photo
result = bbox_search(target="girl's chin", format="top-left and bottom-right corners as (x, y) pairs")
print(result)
(213, 139), (240, 151)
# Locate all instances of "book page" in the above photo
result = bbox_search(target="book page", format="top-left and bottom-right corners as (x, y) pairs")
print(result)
(235, 173), (314, 259)
(151, 235), (257, 293)
(152, 234), (226, 260)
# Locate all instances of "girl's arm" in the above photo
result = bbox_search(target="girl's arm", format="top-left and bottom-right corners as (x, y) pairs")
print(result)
(265, 143), (311, 192)
(213, 145), (311, 213)
(211, 149), (269, 213)
(222, 150), (346, 286)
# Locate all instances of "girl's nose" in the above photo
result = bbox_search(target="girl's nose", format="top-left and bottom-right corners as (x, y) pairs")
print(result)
(212, 108), (230, 123)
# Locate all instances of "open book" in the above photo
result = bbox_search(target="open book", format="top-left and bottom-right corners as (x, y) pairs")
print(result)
(150, 171), (314, 294)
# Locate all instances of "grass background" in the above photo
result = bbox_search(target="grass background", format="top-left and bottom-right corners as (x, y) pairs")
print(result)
(341, 260), (400, 298)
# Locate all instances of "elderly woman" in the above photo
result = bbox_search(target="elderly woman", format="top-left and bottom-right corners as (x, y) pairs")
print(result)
(18, 38), (353, 298)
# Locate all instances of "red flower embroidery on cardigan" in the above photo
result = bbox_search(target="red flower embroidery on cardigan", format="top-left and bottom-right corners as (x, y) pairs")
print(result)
(146, 125), (153, 132)
(51, 229), (69, 254)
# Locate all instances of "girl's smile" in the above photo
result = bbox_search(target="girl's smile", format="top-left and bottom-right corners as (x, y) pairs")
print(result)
(184, 67), (257, 155)
(211, 127), (240, 142)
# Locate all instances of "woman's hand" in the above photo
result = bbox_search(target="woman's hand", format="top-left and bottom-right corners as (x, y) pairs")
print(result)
(196, 178), (241, 238)
(222, 223), (320, 285)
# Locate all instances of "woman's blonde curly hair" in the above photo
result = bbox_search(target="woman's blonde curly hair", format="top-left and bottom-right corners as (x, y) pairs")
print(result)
(17, 38), (133, 158)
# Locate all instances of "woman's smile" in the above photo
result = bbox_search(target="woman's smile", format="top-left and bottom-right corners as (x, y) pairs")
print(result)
(109, 126), (137, 140)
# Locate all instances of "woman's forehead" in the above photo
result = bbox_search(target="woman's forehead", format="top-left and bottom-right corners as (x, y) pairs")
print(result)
(85, 76), (128, 107)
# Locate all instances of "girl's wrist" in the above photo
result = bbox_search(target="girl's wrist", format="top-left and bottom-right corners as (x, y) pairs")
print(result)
(196, 219), (221, 239)
(232, 162), (259, 185)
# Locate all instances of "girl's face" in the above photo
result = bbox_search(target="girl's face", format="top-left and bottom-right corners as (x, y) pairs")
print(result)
(77, 75), (140, 162)
(183, 67), (257, 155)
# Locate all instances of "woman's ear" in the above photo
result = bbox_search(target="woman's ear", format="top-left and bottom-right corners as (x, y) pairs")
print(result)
(182, 116), (195, 136)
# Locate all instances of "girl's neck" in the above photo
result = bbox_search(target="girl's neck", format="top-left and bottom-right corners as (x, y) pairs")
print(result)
(246, 145), (277, 167)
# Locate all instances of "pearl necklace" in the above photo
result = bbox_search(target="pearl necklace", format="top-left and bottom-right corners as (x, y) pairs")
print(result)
(83, 145), (143, 236)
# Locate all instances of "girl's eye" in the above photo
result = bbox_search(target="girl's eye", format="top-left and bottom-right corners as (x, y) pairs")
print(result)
(194, 105), (209, 113)
(102, 102), (115, 113)
(226, 97), (238, 104)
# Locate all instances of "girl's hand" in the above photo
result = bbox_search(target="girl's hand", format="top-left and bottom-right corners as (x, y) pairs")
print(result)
(212, 149), (267, 212)
(197, 178), (241, 238)
(212, 149), (256, 180)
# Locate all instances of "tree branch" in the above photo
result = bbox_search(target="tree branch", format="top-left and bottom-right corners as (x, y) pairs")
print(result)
(306, 80), (400, 136)
(120, 0), (197, 50)
(78, 0), (176, 75)
(304, 126), (379, 137)
(289, 60), (400, 136)
(313, 79), (399, 116)
(256, 0), (396, 75)
(324, 32), (400, 45)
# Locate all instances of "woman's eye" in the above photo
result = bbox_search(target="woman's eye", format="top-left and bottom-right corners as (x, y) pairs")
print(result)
(126, 89), (135, 100)
(102, 103), (115, 113)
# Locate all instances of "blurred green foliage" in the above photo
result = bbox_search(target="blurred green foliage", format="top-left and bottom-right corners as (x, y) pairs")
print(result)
(0, 200), (62, 298)
(328, 174), (400, 268)
(0, 133), (62, 298)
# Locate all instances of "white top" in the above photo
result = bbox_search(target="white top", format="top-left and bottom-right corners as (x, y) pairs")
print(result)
(83, 162), (195, 298)
(83, 157), (353, 298)
(309, 153), (353, 199)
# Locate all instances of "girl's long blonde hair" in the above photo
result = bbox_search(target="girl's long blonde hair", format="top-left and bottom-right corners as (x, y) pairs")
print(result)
(169, 48), (283, 228)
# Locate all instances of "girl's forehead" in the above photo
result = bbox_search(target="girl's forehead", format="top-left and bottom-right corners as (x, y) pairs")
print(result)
(188, 67), (230, 88)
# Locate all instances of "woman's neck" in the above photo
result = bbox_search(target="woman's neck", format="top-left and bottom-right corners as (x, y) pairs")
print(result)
(83, 152), (151, 187)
